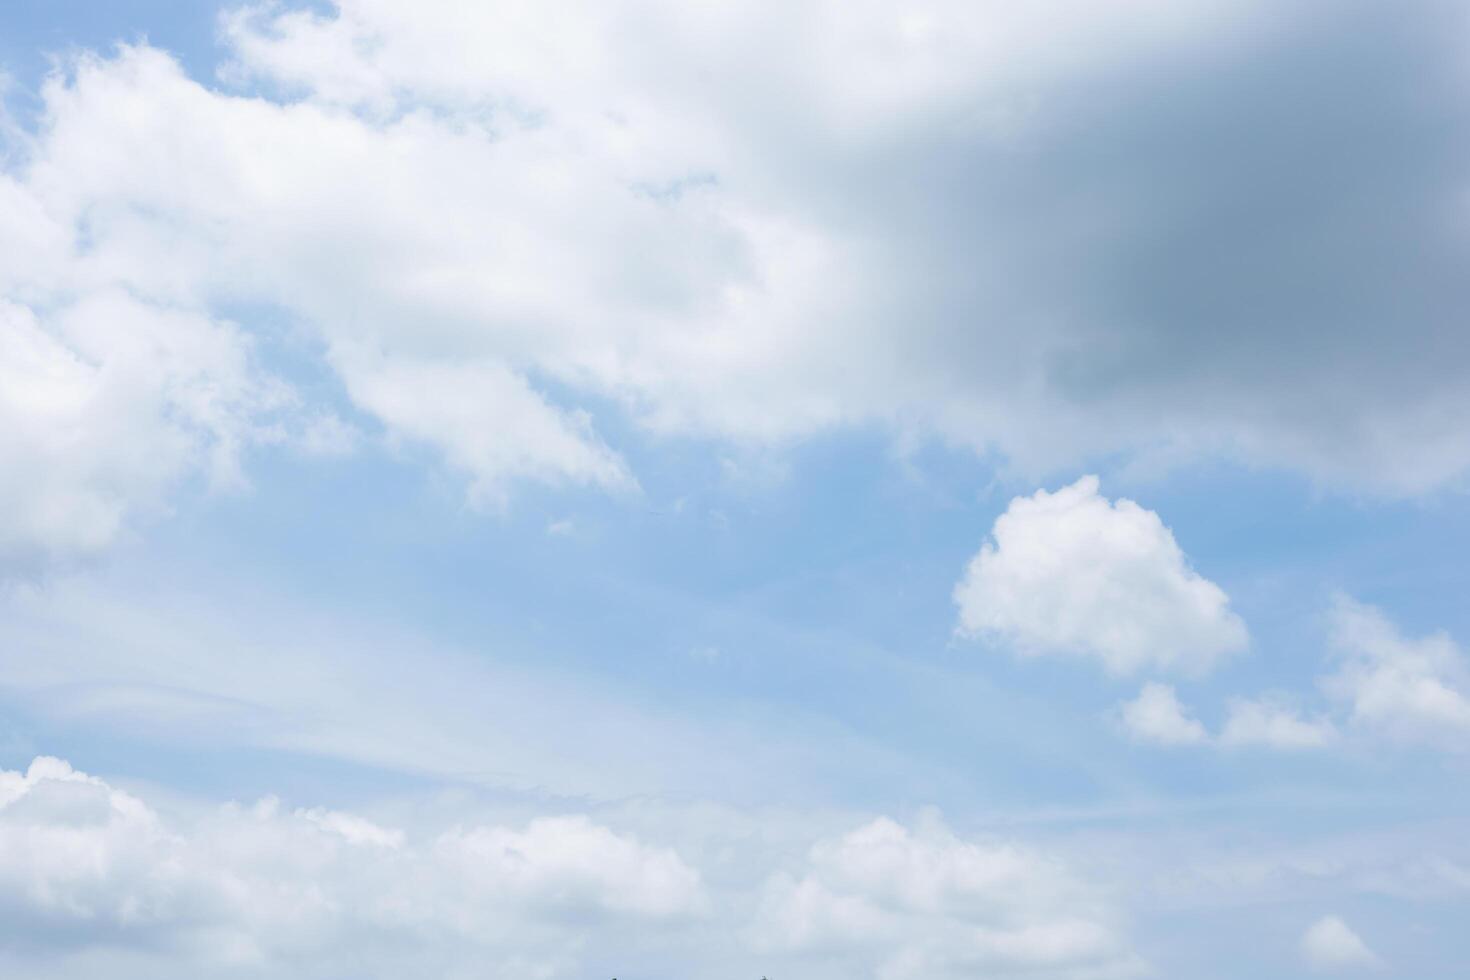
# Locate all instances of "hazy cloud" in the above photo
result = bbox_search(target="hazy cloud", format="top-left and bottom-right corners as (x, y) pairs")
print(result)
(1118, 683), (1210, 745)
(1300, 915), (1381, 972)
(1323, 597), (1470, 747)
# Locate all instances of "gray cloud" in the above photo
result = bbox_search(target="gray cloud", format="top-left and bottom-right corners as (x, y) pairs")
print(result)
(803, 0), (1470, 487)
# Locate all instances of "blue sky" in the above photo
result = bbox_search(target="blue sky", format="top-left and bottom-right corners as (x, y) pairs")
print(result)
(2, 2), (1470, 978)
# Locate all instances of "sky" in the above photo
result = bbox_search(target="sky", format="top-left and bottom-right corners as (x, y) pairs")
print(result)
(1, 1), (1469, 977)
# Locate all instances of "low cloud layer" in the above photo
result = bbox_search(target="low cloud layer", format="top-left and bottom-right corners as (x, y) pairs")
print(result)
(0, 757), (1138, 980)
(0, 756), (701, 976)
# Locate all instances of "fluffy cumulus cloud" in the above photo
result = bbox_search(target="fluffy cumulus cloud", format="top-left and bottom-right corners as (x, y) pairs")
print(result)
(753, 814), (1142, 980)
(0, 756), (702, 978)
(1299, 915), (1381, 972)
(5, 0), (1470, 565)
(1322, 597), (1470, 747)
(954, 476), (1246, 674)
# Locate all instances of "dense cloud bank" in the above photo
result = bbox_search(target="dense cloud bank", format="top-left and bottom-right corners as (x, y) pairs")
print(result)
(5, 0), (1470, 568)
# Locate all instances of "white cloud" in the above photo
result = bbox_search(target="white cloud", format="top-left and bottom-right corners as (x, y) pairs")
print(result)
(6, 0), (1470, 562)
(439, 816), (701, 919)
(0, 756), (702, 977)
(336, 350), (634, 508)
(1300, 915), (1381, 972)
(1117, 683), (1209, 745)
(753, 814), (1142, 980)
(298, 806), (405, 848)
(0, 756), (1156, 980)
(1219, 695), (1336, 749)
(0, 294), (288, 569)
(954, 476), (1247, 674)
(1118, 686), (1336, 750)
(1322, 597), (1470, 746)
(1111, 599), (1470, 754)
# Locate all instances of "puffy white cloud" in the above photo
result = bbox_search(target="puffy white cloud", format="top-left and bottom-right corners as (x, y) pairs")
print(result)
(1218, 695), (1336, 749)
(0, 756), (703, 977)
(753, 814), (1142, 980)
(7, 0), (1470, 563)
(954, 476), (1246, 674)
(1117, 683), (1209, 745)
(1300, 915), (1381, 972)
(1322, 598), (1470, 746)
